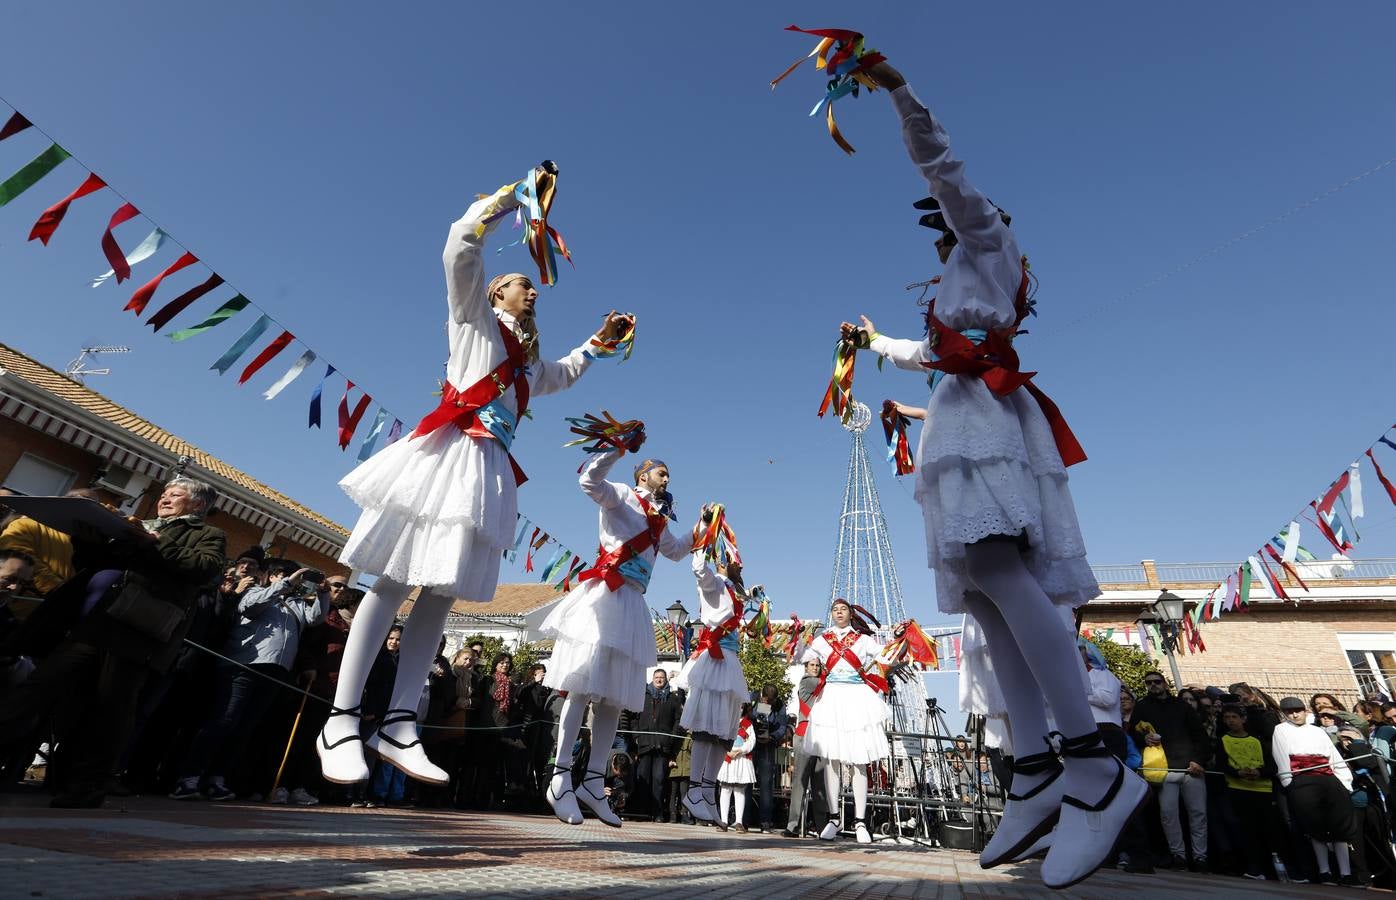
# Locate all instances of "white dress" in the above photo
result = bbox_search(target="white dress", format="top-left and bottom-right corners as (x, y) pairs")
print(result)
(716, 719), (757, 785)
(866, 85), (1099, 616)
(800, 627), (891, 765)
(338, 184), (593, 599)
(541, 448), (691, 711)
(676, 554), (750, 740)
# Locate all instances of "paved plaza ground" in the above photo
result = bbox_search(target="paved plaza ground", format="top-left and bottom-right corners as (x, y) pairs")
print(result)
(0, 793), (1340, 898)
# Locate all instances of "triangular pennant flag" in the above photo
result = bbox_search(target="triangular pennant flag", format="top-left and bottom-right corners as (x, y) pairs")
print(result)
(91, 227), (166, 287)
(146, 274), (225, 331)
(167, 294), (248, 341)
(0, 111), (32, 142)
(210, 314), (272, 374)
(384, 418), (404, 446)
(127, 251), (198, 315)
(337, 382), (372, 449)
(1238, 564), (1253, 608)
(237, 330), (294, 385)
(1317, 470), (1351, 517)
(308, 365), (336, 428)
(0, 144), (71, 208)
(98, 202), (141, 282)
(538, 547), (566, 582)
(356, 407), (389, 461)
(29, 172), (106, 244)
(1349, 462), (1364, 519)
(1367, 449), (1396, 506)
(524, 527), (541, 571)
(262, 349), (315, 400)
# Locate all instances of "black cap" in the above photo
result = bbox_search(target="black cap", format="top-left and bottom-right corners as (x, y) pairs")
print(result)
(1279, 697), (1306, 711)
(235, 545), (266, 566)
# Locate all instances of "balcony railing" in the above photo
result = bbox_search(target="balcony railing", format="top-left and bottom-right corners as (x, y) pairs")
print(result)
(1091, 557), (1396, 586)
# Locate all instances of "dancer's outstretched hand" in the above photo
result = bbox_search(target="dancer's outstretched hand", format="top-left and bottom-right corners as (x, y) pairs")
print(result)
(891, 402), (926, 421)
(863, 60), (906, 91)
(596, 310), (634, 342)
(839, 315), (876, 347)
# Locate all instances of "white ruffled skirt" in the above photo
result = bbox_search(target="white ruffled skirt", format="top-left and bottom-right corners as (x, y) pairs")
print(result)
(677, 651), (749, 739)
(338, 426), (515, 599)
(914, 374), (1099, 614)
(541, 577), (657, 711)
(717, 754), (755, 784)
(801, 682), (891, 765)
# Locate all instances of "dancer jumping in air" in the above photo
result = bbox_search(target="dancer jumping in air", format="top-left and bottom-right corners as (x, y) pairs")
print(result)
(319, 162), (633, 786)
(541, 440), (699, 826)
(838, 58), (1145, 888)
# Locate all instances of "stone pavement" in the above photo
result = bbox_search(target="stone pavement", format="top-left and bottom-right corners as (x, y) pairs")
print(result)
(0, 794), (1337, 898)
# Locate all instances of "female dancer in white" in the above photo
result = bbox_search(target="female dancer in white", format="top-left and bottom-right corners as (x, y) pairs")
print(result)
(799, 598), (890, 845)
(541, 442), (698, 826)
(840, 58), (1146, 888)
(319, 163), (633, 785)
(676, 542), (751, 823)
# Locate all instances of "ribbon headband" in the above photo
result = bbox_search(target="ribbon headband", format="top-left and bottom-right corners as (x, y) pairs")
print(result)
(634, 458), (667, 481)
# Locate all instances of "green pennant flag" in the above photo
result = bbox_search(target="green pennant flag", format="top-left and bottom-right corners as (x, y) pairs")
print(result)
(167, 295), (250, 342)
(0, 143), (71, 208)
(1238, 564), (1253, 608)
(1100, 628), (1115, 642)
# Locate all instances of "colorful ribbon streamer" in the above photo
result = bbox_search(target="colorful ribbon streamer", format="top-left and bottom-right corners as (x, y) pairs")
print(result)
(879, 400), (915, 475)
(98, 203), (142, 283)
(210, 314), (272, 374)
(167, 294), (248, 341)
(585, 318), (636, 361)
(308, 365), (336, 429)
(563, 411), (645, 455)
(499, 165), (573, 286)
(126, 251), (198, 315)
(0, 144), (70, 208)
(262, 349), (316, 400)
(694, 503), (741, 567)
(816, 338), (857, 422)
(337, 382), (372, 450)
(355, 407), (389, 461)
(771, 26), (886, 155)
(29, 172), (106, 244)
(238, 330), (295, 385)
(91, 227), (167, 287)
(146, 274), (227, 331)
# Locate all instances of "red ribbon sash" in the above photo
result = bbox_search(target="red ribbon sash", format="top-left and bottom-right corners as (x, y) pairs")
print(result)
(923, 316), (1086, 467)
(794, 631), (887, 736)
(692, 590), (745, 661)
(578, 492), (668, 592)
(410, 320), (531, 485)
(725, 717), (754, 763)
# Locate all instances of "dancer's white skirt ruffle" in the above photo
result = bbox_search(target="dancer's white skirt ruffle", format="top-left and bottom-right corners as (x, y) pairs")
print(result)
(801, 682), (891, 765)
(717, 754), (755, 784)
(339, 427), (515, 599)
(541, 578), (657, 711)
(677, 652), (749, 739)
(912, 374), (1099, 614)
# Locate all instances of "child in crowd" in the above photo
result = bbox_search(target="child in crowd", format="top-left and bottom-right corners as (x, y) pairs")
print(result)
(715, 704), (756, 833)
(1273, 696), (1362, 887)
(1216, 704), (1283, 880)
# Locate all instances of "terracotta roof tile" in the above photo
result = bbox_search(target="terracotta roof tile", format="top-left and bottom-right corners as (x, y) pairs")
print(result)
(399, 582), (561, 618)
(0, 343), (347, 536)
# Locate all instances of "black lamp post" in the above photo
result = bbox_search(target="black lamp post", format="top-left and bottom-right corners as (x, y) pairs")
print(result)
(1138, 589), (1186, 688)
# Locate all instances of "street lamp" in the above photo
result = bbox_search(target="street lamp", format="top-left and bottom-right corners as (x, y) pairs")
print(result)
(1138, 589), (1186, 688)
(666, 600), (688, 626)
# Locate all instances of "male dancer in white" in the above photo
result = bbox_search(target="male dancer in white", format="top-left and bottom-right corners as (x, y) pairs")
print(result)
(676, 542), (751, 823)
(541, 440), (699, 826)
(799, 598), (891, 845)
(319, 163), (633, 785)
(839, 59), (1146, 888)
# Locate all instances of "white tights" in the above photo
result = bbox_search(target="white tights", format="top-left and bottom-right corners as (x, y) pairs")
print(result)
(1312, 839), (1352, 877)
(719, 784), (747, 825)
(823, 761), (869, 821)
(552, 696), (622, 779)
(689, 737), (725, 798)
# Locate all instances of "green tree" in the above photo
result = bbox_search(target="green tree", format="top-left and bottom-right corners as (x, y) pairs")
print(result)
(738, 635), (793, 705)
(457, 632), (544, 680)
(1090, 638), (1166, 697)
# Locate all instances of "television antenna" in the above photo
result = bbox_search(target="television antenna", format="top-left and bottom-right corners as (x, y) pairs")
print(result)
(65, 345), (131, 383)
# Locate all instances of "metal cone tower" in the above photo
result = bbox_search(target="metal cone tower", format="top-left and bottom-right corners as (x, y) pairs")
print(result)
(826, 401), (928, 738)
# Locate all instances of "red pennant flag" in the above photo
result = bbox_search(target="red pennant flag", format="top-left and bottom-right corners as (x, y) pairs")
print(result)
(524, 527), (541, 572)
(28, 172), (106, 245)
(1265, 543), (1310, 592)
(0, 112), (31, 142)
(1317, 470), (1351, 517)
(238, 330), (294, 385)
(1367, 449), (1396, 506)
(1309, 503), (1350, 553)
(145, 273), (225, 331)
(99, 202), (141, 282)
(126, 251), (198, 315)
(337, 382), (372, 449)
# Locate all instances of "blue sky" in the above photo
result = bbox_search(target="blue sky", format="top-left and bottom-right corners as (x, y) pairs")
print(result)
(3, 1), (1395, 683)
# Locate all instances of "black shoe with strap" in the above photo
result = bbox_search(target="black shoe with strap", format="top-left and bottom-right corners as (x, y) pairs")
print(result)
(373, 708), (425, 752)
(979, 747), (1065, 868)
(1040, 729), (1150, 890)
(319, 704), (364, 751)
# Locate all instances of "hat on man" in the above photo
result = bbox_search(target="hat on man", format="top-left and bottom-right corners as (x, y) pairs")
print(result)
(1279, 696), (1306, 712)
(235, 545), (266, 567)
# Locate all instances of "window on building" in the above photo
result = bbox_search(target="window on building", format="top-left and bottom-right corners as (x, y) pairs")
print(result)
(2, 453), (77, 496)
(1338, 633), (1396, 700)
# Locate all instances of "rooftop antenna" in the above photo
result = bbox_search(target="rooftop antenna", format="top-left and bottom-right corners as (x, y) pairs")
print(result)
(65, 345), (131, 383)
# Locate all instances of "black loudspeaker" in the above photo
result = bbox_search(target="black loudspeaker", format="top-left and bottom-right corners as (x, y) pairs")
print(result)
(937, 820), (977, 851)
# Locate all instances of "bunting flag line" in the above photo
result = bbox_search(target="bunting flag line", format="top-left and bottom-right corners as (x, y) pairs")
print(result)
(237, 330), (294, 385)
(1368, 449), (1396, 505)
(0, 111), (31, 142)
(816, 338), (857, 422)
(146, 273), (225, 331)
(28, 171), (105, 244)
(262, 349), (316, 400)
(336, 382), (372, 450)
(91, 227), (166, 287)
(539, 548), (568, 583)
(307, 365), (336, 428)
(771, 26), (886, 155)
(356, 407), (389, 462)
(126, 251), (198, 315)
(880, 400), (915, 475)
(98, 203), (141, 282)
(0, 144), (71, 209)
(165, 293), (248, 341)
(210, 314), (271, 374)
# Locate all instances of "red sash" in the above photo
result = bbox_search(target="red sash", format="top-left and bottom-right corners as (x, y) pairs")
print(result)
(410, 320), (532, 484)
(724, 717), (753, 764)
(577, 491), (669, 592)
(923, 315), (1086, 467)
(794, 630), (888, 737)
(692, 588), (744, 661)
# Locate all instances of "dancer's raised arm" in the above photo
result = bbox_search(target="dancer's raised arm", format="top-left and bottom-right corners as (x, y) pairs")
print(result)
(443, 178), (526, 326)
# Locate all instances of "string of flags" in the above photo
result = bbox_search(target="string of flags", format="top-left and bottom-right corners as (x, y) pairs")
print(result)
(0, 101), (597, 584)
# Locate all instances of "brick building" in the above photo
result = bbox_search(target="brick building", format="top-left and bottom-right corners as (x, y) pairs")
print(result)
(1082, 557), (1396, 706)
(0, 342), (348, 574)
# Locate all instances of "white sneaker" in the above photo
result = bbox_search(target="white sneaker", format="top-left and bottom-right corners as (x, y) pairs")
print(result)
(269, 787), (289, 805)
(289, 788), (320, 807)
(1041, 746), (1150, 890)
(854, 821), (872, 844)
(818, 820), (839, 841)
(366, 711), (448, 785)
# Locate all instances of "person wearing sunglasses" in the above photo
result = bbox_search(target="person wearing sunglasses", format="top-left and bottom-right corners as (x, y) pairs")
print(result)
(1130, 670), (1211, 871)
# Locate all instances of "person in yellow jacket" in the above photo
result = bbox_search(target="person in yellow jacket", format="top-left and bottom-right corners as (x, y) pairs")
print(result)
(0, 488), (100, 595)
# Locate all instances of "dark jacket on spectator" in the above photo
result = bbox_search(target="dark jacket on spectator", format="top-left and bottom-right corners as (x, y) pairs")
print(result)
(1131, 694), (1210, 768)
(294, 607), (352, 699)
(628, 683), (682, 757)
(363, 647), (399, 722)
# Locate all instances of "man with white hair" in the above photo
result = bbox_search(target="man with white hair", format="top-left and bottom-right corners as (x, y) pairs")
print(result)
(320, 161), (634, 787)
(0, 476), (225, 808)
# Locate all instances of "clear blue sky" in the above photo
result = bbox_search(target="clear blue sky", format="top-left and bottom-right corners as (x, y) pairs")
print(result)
(3, 2), (1395, 674)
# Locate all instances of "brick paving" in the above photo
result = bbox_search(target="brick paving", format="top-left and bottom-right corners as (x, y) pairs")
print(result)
(0, 794), (1336, 898)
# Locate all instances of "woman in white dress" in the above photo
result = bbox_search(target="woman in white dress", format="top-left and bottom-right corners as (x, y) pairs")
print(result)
(318, 164), (633, 785)
(839, 60), (1145, 888)
(541, 443), (698, 826)
(799, 598), (891, 845)
(715, 704), (757, 833)
(676, 547), (752, 823)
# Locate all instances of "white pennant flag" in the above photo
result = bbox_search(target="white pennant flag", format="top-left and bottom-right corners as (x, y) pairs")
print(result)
(90, 228), (168, 287)
(262, 350), (316, 400)
(1350, 462), (1364, 519)
(1282, 520), (1301, 563)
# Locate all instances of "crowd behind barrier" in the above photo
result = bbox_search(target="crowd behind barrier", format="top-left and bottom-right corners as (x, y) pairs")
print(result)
(0, 501), (1394, 888)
